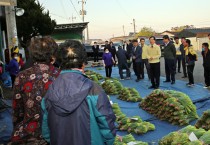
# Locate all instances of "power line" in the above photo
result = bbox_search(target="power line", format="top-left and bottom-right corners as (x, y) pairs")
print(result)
(49, 12), (70, 20)
(68, 0), (82, 20)
(115, 0), (130, 18)
(60, 0), (68, 18)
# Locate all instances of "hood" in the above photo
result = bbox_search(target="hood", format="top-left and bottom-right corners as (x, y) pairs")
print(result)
(45, 71), (92, 116)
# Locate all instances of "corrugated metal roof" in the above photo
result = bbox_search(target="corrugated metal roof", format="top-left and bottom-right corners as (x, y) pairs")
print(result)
(186, 27), (210, 34)
(176, 28), (210, 38)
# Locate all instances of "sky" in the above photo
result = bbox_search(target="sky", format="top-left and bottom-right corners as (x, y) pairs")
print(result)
(38, 0), (210, 40)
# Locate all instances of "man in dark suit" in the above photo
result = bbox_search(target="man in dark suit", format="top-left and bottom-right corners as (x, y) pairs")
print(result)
(92, 42), (99, 62)
(104, 41), (111, 52)
(110, 42), (116, 62)
(163, 35), (176, 84)
(132, 39), (142, 82)
(127, 40), (133, 60)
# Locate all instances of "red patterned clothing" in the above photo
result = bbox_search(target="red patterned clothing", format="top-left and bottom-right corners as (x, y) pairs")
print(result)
(11, 63), (60, 144)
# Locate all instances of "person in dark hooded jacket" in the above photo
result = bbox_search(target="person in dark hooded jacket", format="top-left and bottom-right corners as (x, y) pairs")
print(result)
(43, 39), (116, 145)
(116, 46), (130, 80)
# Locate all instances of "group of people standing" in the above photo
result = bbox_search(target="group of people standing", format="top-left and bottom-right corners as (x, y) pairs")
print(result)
(100, 34), (210, 89)
(130, 35), (199, 88)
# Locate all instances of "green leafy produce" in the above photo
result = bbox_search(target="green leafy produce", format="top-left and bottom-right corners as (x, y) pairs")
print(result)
(140, 89), (198, 125)
(189, 140), (203, 145)
(180, 125), (206, 138)
(195, 110), (210, 131)
(159, 125), (208, 145)
(122, 134), (135, 143)
(85, 70), (104, 80)
(199, 130), (210, 144)
(111, 103), (155, 135)
(114, 134), (148, 145)
(118, 87), (142, 102)
(102, 80), (123, 95)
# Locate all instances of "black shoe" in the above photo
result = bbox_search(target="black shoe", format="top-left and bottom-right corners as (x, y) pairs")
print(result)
(163, 80), (170, 83)
(171, 81), (175, 84)
(154, 86), (159, 89)
(182, 76), (187, 78)
(178, 71), (181, 73)
(148, 86), (155, 89)
(135, 79), (140, 82)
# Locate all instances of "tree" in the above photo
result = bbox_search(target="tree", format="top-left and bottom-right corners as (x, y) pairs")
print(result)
(171, 25), (195, 32)
(136, 27), (155, 37)
(16, 0), (56, 50)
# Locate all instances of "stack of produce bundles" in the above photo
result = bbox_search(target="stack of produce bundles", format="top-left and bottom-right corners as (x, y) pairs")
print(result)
(159, 125), (210, 145)
(114, 134), (148, 145)
(118, 88), (142, 102)
(195, 110), (210, 130)
(140, 89), (198, 125)
(102, 80), (123, 95)
(85, 70), (103, 80)
(91, 62), (103, 67)
(112, 103), (155, 135)
(88, 75), (99, 83)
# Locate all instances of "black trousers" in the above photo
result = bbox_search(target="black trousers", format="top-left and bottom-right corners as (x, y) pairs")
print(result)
(182, 58), (187, 77)
(142, 59), (150, 79)
(118, 63), (130, 79)
(150, 62), (160, 87)
(93, 52), (99, 62)
(133, 61), (141, 79)
(187, 64), (195, 84)
(204, 67), (210, 86)
(105, 65), (112, 77)
(10, 74), (16, 87)
(176, 55), (182, 72)
(165, 59), (175, 82)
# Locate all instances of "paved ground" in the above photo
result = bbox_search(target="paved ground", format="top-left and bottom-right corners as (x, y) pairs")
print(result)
(160, 55), (204, 85)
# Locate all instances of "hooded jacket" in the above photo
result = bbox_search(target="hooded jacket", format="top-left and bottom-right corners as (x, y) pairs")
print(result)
(116, 47), (129, 67)
(43, 70), (116, 145)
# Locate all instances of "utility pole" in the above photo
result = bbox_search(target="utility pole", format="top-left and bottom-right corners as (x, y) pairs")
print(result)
(133, 18), (136, 36)
(123, 25), (125, 36)
(70, 14), (76, 23)
(79, 0), (89, 43)
(80, 0), (85, 22)
(5, 0), (18, 60)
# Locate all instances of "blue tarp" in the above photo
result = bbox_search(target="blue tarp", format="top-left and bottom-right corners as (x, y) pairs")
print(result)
(0, 100), (13, 144)
(0, 66), (210, 144)
(88, 67), (210, 144)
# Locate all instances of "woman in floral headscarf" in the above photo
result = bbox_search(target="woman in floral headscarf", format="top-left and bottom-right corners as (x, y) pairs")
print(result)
(11, 37), (60, 145)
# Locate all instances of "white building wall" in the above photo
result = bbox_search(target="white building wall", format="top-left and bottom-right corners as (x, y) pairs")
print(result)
(197, 37), (209, 51)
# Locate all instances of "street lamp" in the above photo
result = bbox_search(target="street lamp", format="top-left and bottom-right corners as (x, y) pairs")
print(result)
(14, 7), (24, 16)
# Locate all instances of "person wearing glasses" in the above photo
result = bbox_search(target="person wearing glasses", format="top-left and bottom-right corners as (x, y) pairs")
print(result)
(147, 36), (161, 89)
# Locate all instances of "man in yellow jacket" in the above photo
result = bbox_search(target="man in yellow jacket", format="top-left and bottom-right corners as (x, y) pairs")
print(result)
(147, 36), (161, 89)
